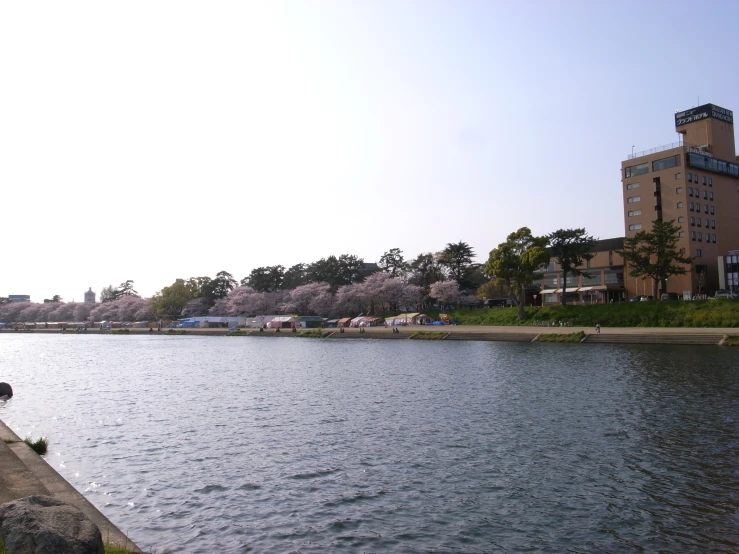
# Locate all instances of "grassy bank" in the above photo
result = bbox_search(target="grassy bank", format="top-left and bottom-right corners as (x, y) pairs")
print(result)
(536, 331), (585, 343)
(427, 300), (739, 328)
(409, 331), (446, 340)
(297, 329), (324, 338)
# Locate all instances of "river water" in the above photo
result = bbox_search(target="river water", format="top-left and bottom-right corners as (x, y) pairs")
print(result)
(0, 334), (737, 553)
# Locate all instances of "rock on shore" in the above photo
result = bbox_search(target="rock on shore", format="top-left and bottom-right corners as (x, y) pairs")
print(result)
(0, 495), (104, 554)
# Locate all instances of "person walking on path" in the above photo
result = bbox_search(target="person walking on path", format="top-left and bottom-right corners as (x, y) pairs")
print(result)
(596, 323), (601, 334)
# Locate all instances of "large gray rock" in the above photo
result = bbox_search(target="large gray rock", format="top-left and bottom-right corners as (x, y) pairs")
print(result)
(0, 382), (12, 398)
(0, 495), (104, 554)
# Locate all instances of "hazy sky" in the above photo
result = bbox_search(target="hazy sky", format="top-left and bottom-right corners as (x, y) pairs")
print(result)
(2, 1), (738, 302)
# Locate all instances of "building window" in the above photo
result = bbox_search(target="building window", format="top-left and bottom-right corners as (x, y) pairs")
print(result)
(679, 231), (685, 237)
(626, 183), (640, 190)
(703, 176), (707, 185)
(675, 172), (682, 179)
(625, 163), (649, 178)
(697, 219), (701, 227)
(708, 177), (713, 186)
(698, 232), (702, 241)
(688, 187), (693, 197)
(704, 205), (708, 213)
(676, 187), (683, 193)
(709, 191), (714, 201)
(689, 202), (694, 211)
(677, 202), (683, 208)
(710, 206), (714, 214)
(705, 219), (709, 227)
(703, 190), (708, 199)
(627, 196), (641, 203)
(712, 233), (717, 242)
(680, 248), (686, 254)
(691, 231), (696, 240)
(696, 203), (700, 211)
(696, 249), (702, 257)
(652, 155), (681, 172)
(711, 220), (716, 228)
(678, 216), (685, 222)
(687, 152), (739, 178)
(628, 210), (642, 216)
(690, 216), (695, 225)
(688, 173), (693, 182)
(629, 224), (642, 231)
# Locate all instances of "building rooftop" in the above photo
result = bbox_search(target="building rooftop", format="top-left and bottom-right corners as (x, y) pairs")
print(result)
(591, 237), (624, 252)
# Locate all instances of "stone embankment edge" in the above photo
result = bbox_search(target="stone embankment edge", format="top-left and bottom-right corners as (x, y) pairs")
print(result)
(0, 327), (735, 345)
(0, 418), (143, 553)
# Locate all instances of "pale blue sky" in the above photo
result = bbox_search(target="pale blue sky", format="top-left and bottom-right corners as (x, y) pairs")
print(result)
(1, 1), (737, 302)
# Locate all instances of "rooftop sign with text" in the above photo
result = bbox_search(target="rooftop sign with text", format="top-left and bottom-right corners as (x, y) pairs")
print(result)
(675, 103), (733, 127)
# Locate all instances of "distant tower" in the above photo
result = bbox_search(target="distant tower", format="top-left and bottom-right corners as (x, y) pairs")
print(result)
(84, 287), (96, 304)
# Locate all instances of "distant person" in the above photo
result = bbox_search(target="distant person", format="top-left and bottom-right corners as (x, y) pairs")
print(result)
(596, 323), (601, 334)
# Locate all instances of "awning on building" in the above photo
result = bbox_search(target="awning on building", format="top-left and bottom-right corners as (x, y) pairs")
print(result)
(578, 286), (594, 291)
(539, 289), (557, 294)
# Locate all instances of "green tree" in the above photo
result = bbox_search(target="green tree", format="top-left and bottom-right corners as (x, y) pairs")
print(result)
(205, 271), (237, 300)
(244, 265), (285, 292)
(546, 228), (597, 305)
(438, 241), (478, 289)
(484, 227), (549, 320)
(617, 219), (693, 295)
(378, 248), (407, 278)
(100, 285), (117, 303)
(281, 263), (309, 289)
(186, 276), (213, 296)
(408, 253), (446, 289)
(338, 254), (365, 285)
(43, 295), (62, 303)
(307, 254), (365, 290)
(149, 279), (201, 317)
(476, 280), (509, 301)
(115, 280), (139, 298)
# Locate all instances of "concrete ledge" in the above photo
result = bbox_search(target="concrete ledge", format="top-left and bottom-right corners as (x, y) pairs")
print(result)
(0, 419), (142, 552)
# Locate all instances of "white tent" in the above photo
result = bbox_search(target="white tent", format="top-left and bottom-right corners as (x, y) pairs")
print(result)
(266, 316), (298, 328)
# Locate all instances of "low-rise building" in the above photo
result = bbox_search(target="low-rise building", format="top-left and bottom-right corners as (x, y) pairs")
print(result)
(535, 238), (626, 305)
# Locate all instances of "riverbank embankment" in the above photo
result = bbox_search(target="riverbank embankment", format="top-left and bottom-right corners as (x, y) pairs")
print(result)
(2, 326), (737, 345)
(0, 418), (142, 553)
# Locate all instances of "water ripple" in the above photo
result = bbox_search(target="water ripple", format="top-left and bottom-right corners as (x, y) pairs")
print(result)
(0, 335), (737, 553)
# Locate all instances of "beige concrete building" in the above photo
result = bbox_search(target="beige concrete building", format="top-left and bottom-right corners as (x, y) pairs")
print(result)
(535, 238), (626, 305)
(621, 103), (738, 298)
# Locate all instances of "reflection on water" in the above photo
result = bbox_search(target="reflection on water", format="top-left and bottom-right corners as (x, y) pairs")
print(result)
(0, 335), (737, 553)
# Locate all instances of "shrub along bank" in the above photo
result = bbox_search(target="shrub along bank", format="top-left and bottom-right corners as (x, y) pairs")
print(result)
(428, 300), (739, 328)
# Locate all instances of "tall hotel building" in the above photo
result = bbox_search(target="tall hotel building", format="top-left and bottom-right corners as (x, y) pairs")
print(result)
(621, 103), (738, 297)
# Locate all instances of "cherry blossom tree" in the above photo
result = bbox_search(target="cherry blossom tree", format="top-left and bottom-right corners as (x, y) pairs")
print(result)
(0, 301), (30, 322)
(18, 304), (41, 322)
(429, 280), (460, 308)
(281, 282), (334, 315)
(333, 283), (364, 316)
(88, 296), (152, 322)
(72, 303), (93, 322)
(220, 286), (280, 316)
(48, 303), (75, 322)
